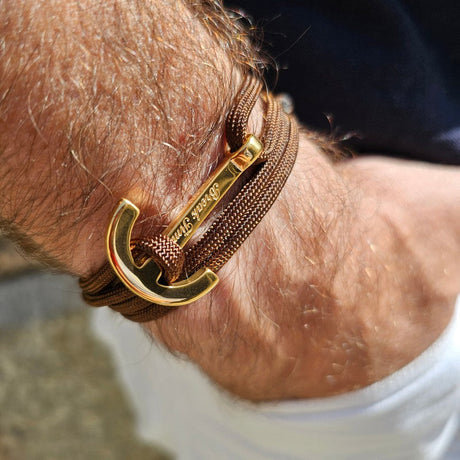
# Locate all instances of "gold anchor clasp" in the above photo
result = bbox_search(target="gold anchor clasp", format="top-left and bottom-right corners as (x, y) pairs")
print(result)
(106, 135), (263, 306)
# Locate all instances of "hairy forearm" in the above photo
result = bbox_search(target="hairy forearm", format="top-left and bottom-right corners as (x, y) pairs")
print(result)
(0, 0), (247, 274)
(1, 0), (459, 401)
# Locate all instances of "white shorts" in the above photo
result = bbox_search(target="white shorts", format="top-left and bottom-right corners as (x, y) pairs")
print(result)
(92, 296), (460, 460)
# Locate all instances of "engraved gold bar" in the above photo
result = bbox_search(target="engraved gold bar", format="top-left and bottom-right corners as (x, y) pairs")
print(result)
(165, 134), (263, 247)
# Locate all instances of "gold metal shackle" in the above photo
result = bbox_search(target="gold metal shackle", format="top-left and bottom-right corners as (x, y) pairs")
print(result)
(106, 135), (263, 306)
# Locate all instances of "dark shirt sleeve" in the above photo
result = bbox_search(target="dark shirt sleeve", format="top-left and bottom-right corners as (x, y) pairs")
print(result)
(231, 0), (460, 164)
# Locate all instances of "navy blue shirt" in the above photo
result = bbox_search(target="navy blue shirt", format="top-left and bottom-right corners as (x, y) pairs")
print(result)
(231, 0), (460, 164)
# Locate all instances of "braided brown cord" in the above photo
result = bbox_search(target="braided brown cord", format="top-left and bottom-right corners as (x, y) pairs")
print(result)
(185, 93), (298, 275)
(225, 77), (262, 151)
(80, 75), (298, 322)
(131, 235), (185, 284)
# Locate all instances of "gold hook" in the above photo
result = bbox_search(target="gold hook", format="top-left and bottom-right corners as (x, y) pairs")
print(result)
(106, 135), (263, 306)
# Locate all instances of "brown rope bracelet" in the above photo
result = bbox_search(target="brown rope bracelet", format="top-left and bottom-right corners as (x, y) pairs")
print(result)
(79, 76), (299, 322)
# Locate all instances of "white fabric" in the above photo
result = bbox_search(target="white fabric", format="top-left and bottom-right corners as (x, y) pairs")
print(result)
(92, 296), (460, 459)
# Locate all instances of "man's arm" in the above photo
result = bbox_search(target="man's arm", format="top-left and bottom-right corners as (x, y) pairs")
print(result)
(1, 0), (459, 401)
(0, 0), (247, 274)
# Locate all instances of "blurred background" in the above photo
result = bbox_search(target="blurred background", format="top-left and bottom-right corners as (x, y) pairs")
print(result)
(0, 237), (170, 460)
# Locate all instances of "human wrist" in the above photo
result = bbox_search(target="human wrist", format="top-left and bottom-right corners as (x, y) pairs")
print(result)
(147, 134), (364, 400)
(332, 158), (459, 383)
(149, 140), (459, 401)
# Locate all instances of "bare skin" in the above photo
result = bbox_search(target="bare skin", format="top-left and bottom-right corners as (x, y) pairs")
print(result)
(148, 138), (460, 400)
(0, 0), (459, 401)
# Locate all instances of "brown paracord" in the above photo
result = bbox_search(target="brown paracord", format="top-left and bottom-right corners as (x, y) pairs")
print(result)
(80, 76), (299, 322)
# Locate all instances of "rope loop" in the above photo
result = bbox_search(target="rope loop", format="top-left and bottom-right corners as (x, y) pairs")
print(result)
(131, 235), (185, 284)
